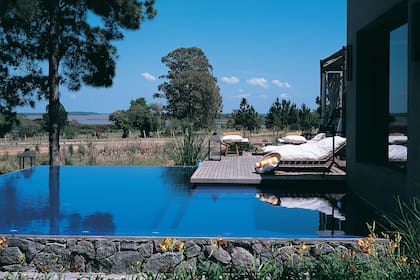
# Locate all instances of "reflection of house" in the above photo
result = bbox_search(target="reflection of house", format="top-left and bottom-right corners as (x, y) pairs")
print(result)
(346, 0), (420, 211)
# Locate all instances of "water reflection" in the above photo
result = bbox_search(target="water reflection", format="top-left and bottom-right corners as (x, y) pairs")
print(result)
(255, 190), (346, 236)
(49, 166), (60, 235)
(0, 166), (378, 237)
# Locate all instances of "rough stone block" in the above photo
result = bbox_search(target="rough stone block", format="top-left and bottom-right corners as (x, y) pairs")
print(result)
(0, 247), (25, 265)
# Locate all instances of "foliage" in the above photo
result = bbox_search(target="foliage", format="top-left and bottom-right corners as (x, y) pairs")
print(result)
(165, 129), (206, 166)
(42, 103), (69, 133)
(0, 0), (157, 165)
(266, 98), (318, 136)
(382, 197), (420, 260)
(109, 110), (131, 138)
(109, 98), (164, 138)
(156, 47), (222, 129)
(0, 111), (19, 138)
(265, 98), (298, 133)
(233, 98), (260, 133)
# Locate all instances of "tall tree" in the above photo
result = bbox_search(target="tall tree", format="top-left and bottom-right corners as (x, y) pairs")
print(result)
(265, 98), (283, 136)
(109, 97), (163, 138)
(155, 47), (222, 129)
(234, 98), (259, 134)
(0, 0), (156, 165)
(298, 103), (315, 135)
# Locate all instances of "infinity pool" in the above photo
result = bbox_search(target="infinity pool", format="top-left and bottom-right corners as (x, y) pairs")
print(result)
(0, 166), (349, 238)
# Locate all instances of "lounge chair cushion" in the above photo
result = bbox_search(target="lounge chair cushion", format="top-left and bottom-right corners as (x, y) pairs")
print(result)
(388, 135), (407, 145)
(281, 135), (307, 144)
(262, 136), (346, 161)
(389, 144), (407, 162)
(222, 135), (243, 142)
(307, 133), (326, 143)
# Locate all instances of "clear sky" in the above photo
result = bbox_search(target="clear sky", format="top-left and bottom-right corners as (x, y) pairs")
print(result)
(18, 0), (347, 114)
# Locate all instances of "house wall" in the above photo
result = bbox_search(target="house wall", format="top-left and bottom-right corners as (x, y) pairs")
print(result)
(346, 0), (420, 211)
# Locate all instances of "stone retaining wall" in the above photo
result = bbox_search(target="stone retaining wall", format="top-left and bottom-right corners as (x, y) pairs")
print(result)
(0, 236), (364, 274)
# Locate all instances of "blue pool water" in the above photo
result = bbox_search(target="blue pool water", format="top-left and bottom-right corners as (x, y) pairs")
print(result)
(0, 166), (351, 238)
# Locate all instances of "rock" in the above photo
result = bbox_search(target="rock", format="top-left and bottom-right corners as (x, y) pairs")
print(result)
(142, 252), (183, 274)
(311, 243), (335, 257)
(275, 246), (297, 263)
(252, 242), (273, 260)
(0, 247), (25, 265)
(177, 258), (197, 272)
(138, 242), (154, 258)
(1, 264), (30, 272)
(232, 240), (251, 251)
(231, 247), (259, 271)
(73, 241), (95, 260)
(30, 252), (69, 272)
(43, 243), (66, 255)
(120, 241), (141, 251)
(95, 240), (116, 259)
(92, 256), (112, 273)
(110, 251), (145, 273)
(70, 254), (86, 272)
(7, 239), (44, 263)
(185, 241), (201, 259)
(66, 239), (77, 251)
(205, 246), (231, 265)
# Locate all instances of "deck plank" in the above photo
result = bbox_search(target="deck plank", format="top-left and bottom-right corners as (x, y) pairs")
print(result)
(190, 154), (346, 184)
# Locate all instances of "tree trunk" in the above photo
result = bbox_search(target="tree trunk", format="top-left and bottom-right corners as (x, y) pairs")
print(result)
(48, 1), (61, 166)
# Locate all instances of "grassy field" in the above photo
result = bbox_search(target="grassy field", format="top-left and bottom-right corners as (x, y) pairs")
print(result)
(0, 129), (285, 174)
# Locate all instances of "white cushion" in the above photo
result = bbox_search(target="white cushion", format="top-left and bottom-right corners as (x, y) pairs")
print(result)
(281, 135), (307, 144)
(389, 145), (407, 162)
(388, 135), (408, 145)
(222, 135), (243, 142)
(307, 133), (326, 143)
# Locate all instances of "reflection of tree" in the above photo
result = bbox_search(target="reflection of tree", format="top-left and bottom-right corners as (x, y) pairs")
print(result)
(0, 174), (49, 234)
(49, 166), (60, 235)
(161, 167), (194, 193)
(65, 213), (82, 234)
(82, 213), (115, 235)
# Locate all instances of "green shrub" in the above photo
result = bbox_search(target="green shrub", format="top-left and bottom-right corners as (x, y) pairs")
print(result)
(165, 130), (206, 166)
(382, 196), (420, 261)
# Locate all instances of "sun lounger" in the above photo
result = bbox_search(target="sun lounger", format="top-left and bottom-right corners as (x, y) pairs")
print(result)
(256, 136), (347, 173)
(222, 133), (249, 156)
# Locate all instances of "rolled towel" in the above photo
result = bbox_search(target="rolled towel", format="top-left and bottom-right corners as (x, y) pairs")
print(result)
(255, 157), (279, 174)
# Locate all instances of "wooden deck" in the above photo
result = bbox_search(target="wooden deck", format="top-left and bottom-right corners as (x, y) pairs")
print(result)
(190, 154), (346, 185)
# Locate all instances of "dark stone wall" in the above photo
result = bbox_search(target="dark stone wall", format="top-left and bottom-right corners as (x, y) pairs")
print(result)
(0, 236), (366, 274)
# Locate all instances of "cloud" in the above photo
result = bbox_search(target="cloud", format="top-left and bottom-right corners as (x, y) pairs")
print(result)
(280, 93), (289, 99)
(272, 80), (292, 88)
(70, 94), (77, 100)
(141, 72), (157, 81)
(246, 77), (268, 88)
(221, 76), (239, 84)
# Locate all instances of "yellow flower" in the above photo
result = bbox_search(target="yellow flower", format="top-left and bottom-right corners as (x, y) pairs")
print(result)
(175, 241), (185, 251)
(217, 237), (228, 248)
(300, 243), (308, 251)
(357, 239), (365, 246)
(0, 236), (6, 247)
(159, 237), (174, 251)
(400, 256), (408, 263)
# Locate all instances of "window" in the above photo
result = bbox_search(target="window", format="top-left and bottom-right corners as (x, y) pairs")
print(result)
(388, 23), (408, 169)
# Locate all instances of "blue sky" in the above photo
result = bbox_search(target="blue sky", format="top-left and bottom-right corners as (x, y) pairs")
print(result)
(19, 0), (347, 114)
